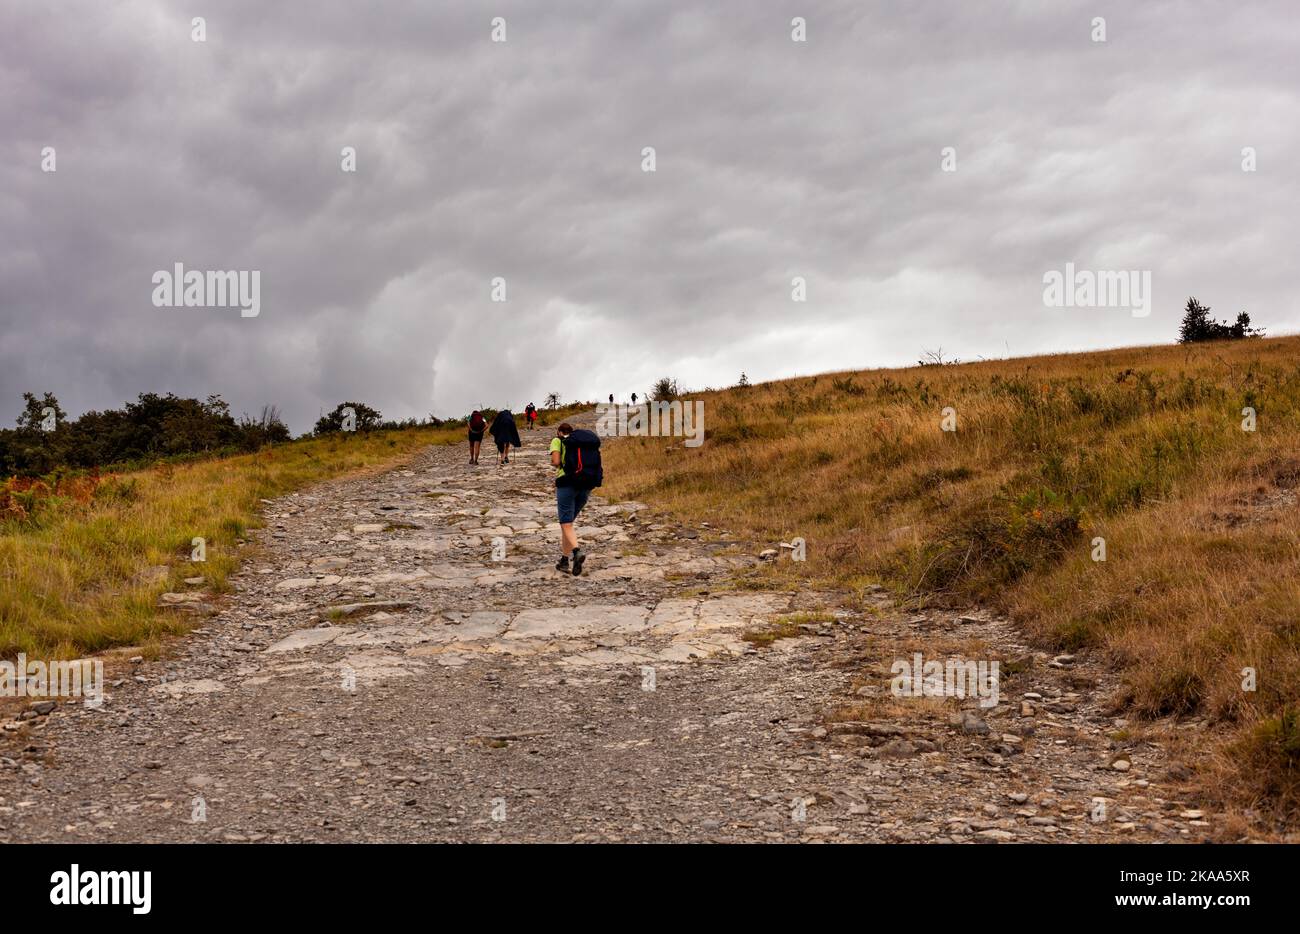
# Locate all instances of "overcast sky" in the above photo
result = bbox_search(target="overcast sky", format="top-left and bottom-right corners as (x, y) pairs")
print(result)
(3, 1), (1297, 433)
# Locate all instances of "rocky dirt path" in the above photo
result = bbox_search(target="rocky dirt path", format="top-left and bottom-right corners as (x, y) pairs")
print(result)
(0, 417), (1214, 842)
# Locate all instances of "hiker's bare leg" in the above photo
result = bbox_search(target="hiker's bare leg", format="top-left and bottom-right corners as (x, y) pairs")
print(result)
(561, 522), (578, 556)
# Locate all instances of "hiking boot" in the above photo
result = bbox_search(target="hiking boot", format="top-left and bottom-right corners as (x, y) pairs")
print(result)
(571, 548), (586, 576)
(555, 555), (570, 572)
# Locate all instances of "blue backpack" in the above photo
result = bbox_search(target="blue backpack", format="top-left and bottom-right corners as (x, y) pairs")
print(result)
(561, 429), (603, 489)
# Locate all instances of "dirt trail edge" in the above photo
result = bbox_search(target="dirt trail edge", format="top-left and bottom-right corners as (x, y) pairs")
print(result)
(0, 415), (1206, 842)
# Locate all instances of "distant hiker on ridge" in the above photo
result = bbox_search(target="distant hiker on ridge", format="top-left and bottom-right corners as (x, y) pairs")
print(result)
(525, 402), (538, 430)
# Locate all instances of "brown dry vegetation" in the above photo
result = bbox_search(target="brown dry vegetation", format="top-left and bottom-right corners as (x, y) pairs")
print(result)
(602, 336), (1300, 823)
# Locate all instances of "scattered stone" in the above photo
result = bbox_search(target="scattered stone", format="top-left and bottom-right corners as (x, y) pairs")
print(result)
(323, 601), (415, 619)
(150, 679), (225, 697)
(878, 739), (918, 758)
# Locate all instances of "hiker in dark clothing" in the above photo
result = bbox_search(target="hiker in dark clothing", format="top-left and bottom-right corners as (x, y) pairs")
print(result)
(608, 393), (614, 404)
(631, 392), (637, 405)
(467, 410), (487, 464)
(490, 409), (522, 465)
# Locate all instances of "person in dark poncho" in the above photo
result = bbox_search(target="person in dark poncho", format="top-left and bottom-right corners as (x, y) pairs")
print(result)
(489, 409), (522, 465)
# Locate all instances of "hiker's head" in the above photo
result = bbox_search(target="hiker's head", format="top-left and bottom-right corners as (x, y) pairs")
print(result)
(556, 422), (573, 437)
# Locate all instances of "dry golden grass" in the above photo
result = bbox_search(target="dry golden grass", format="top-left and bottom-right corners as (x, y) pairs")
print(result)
(603, 336), (1300, 821)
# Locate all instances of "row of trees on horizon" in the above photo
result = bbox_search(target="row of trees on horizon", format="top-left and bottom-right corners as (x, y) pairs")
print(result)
(0, 393), (489, 478)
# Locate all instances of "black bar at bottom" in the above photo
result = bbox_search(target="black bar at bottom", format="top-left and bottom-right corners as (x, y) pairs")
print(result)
(0, 841), (1285, 920)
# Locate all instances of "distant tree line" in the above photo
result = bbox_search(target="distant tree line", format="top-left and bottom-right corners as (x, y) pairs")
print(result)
(311, 400), (479, 434)
(0, 391), (292, 476)
(0, 391), (532, 477)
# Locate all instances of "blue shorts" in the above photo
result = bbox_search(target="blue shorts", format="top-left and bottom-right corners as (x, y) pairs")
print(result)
(556, 484), (590, 525)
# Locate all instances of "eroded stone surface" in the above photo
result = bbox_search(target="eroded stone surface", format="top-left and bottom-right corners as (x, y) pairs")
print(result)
(150, 679), (226, 697)
(265, 628), (343, 653)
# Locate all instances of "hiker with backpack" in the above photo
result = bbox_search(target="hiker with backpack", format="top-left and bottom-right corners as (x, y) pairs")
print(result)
(525, 402), (538, 430)
(489, 408), (522, 465)
(550, 422), (602, 575)
(467, 410), (487, 464)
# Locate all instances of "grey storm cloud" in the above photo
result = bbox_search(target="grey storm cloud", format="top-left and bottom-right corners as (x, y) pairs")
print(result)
(2, 0), (1297, 433)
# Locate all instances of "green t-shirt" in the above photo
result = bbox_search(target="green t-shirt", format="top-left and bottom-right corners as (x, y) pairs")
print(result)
(549, 437), (565, 479)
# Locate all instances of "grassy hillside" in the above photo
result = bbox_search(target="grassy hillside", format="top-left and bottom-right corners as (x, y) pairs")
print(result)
(602, 336), (1300, 820)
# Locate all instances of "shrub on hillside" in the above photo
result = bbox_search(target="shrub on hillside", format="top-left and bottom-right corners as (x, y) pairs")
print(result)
(313, 401), (382, 435)
(1178, 297), (1263, 343)
(650, 377), (680, 401)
